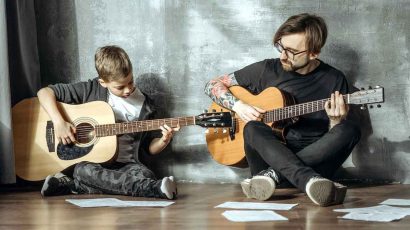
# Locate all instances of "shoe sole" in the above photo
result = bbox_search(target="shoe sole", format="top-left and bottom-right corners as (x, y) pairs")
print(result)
(161, 177), (177, 200)
(248, 176), (276, 201)
(169, 176), (178, 196)
(306, 179), (335, 206)
(41, 175), (52, 197)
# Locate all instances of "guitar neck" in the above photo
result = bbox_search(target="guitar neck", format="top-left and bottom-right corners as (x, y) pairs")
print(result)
(95, 116), (196, 137)
(263, 95), (349, 122)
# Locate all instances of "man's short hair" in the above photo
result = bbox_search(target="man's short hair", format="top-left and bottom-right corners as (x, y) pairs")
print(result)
(95, 46), (132, 82)
(273, 13), (328, 54)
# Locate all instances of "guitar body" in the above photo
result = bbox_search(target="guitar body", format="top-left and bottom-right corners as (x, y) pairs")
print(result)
(12, 98), (117, 181)
(206, 86), (296, 167)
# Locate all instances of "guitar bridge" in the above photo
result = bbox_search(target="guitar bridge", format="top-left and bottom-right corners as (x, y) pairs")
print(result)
(46, 121), (55, 152)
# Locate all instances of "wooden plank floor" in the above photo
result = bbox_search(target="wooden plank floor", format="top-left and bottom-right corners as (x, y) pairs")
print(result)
(0, 182), (409, 229)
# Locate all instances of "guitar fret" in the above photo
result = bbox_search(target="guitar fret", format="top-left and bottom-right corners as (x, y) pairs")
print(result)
(94, 114), (224, 137)
(264, 95), (347, 123)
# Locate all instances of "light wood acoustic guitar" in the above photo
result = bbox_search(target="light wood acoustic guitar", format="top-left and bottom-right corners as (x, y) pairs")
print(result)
(12, 98), (233, 181)
(206, 86), (384, 167)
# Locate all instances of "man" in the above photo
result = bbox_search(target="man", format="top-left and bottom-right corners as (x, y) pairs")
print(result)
(204, 13), (361, 206)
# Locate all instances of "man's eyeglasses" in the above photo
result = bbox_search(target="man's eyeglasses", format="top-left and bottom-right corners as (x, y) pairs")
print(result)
(274, 39), (307, 60)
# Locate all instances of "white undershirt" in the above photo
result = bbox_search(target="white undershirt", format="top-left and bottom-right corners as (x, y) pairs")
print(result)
(107, 88), (146, 163)
(107, 88), (145, 122)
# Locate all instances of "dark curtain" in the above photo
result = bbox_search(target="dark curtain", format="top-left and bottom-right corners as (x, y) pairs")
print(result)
(0, 0), (40, 184)
(1, 0), (78, 184)
(6, 0), (41, 105)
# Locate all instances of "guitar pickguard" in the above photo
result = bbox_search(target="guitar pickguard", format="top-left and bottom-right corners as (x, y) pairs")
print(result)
(57, 143), (94, 160)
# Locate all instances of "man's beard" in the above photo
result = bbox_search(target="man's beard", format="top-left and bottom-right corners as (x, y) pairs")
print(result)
(281, 58), (310, 72)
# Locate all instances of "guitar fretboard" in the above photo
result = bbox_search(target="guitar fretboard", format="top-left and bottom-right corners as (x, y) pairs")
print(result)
(95, 117), (196, 137)
(263, 95), (348, 122)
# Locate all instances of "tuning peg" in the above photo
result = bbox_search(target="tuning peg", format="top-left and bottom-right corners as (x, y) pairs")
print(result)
(222, 128), (227, 134)
(361, 87), (365, 90)
(377, 104), (382, 108)
(368, 86), (372, 89)
(369, 105), (374, 109)
(203, 109), (208, 113)
(360, 105), (366, 110)
(214, 129), (218, 134)
(205, 129), (209, 134)
(212, 109), (216, 112)
(375, 85), (381, 89)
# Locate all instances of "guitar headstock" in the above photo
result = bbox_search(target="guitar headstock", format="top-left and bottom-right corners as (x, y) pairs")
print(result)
(195, 111), (233, 128)
(348, 86), (384, 105)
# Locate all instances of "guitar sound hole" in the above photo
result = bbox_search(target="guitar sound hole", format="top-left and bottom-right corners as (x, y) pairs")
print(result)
(75, 122), (95, 144)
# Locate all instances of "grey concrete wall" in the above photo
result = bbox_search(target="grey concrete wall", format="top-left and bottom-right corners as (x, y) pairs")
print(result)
(35, 0), (410, 183)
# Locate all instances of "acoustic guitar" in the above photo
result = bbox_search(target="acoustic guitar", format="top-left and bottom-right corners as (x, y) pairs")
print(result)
(12, 98), (233, 181)
(206, 86), (384, 167)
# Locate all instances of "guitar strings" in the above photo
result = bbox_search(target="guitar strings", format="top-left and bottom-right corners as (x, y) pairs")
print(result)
(231, 98), (329, 124)
(71, 117), (198, 139)
(71, 96), (344, 139)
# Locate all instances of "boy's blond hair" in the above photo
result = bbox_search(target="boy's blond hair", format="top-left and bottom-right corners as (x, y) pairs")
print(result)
(95, 46), (132, 82)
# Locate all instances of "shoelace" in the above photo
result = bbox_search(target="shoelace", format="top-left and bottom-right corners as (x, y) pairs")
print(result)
(259, 169), (281, 184)
(57, 176), (73, 187)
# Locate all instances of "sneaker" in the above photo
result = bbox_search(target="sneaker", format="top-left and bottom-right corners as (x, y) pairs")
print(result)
(305, 177), (337, 206)
(240, 176), (276, 201)
(41, 173), (75, 197)
(160, 176), (177, 200)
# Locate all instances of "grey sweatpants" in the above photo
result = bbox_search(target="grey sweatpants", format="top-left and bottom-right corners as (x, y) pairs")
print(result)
(72, 161), (163, 198)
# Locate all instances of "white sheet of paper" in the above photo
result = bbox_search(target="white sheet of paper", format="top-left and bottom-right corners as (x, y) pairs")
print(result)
(215, 201), (297, 210)
(340, 212), (407, 222)
(121, 201), (174, 207)
(222, 210), (288, 222)
(66, 198), (174, 208)
(334, 204), (410, 215)
(380, 199), (410, 206)
(66, 198), (128, 207)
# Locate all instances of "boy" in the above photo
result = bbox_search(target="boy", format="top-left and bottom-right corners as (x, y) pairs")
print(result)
(38, 45), (178, 199)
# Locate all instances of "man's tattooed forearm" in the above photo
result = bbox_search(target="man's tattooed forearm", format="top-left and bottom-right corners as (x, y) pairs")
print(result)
(204, 73), (239, 109)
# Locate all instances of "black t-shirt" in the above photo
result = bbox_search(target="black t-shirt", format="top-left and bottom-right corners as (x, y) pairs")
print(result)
(234, 58), (348, 144)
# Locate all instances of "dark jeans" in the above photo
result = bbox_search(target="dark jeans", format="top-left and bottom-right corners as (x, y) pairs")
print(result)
(72, 161), (163, 198)
(243, 120), (361, 192)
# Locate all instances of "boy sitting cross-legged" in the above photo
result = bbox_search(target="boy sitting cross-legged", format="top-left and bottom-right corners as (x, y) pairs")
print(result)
(38, 45), (178, 199)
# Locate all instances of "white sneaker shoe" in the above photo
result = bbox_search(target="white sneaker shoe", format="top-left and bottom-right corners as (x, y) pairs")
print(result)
(160, 176), (177, 200)
(240, 176), (276, 201)
(306, 177), (336, 206)
(41, 172), (74, 197)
